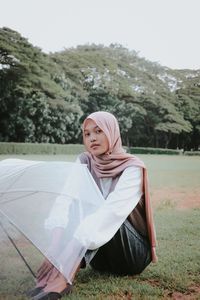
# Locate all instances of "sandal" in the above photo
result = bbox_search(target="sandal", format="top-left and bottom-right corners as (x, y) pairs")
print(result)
(26, 286), (45, 297)
(33, 292), (62, 300)
(32, 284), (73, 300)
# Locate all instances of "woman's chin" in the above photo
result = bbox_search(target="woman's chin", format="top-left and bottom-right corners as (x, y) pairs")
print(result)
(90, 149), (105, 156)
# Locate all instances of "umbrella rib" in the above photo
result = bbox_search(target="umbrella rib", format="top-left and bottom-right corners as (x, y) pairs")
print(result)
(0, 190), (76, 205)
(0, 191), (38, 205)
(0, 219), (36, 279)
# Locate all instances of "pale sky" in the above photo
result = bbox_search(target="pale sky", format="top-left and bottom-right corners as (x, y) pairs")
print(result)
(1, 0), (200, 70)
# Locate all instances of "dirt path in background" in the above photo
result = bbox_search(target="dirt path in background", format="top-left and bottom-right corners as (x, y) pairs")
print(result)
(151, 188), (200, 299)
(151, 188), (200, 210)
(164, 285), (200, 300)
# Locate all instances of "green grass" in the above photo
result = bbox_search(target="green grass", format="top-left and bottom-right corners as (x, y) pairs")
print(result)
(138, 154), (200, 189)
(1, 154), (200, 189)
(0, 154), (77, 162)
(66, 208), (200, 299)
(0, 154), (200, 299)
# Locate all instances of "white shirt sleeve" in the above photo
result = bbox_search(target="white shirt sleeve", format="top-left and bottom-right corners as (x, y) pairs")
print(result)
(44, 194), (73, 230)
(74, 166), (143, 249)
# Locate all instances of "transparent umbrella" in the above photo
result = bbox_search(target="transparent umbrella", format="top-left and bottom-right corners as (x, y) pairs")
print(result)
(0, 159), (104, 284)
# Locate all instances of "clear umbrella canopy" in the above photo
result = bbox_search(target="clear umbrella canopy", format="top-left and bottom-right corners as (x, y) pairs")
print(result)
(0, 159), (104, 283)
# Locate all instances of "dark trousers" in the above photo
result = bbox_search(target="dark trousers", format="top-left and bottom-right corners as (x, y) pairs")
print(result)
(84, 219), (151, 275)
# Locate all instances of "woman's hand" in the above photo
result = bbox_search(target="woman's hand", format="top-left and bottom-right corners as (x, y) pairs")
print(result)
(36, 227), (64, 281)
(37, 258), (54, 281)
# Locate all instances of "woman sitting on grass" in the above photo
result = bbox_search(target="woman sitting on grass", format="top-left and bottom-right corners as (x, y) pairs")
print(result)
(29, 111), (157, 300)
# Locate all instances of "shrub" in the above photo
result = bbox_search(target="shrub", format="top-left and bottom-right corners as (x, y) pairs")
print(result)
(129, 147), (182, 155)
(184, 151), (200, 156)
(0, 142), (84, 155)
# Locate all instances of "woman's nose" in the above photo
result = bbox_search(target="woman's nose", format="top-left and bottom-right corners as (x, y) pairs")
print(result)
(90, 134), (96, 142)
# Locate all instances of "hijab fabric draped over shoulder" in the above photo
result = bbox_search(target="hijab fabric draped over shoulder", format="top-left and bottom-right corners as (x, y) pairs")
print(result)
(82, 111), (158, 263)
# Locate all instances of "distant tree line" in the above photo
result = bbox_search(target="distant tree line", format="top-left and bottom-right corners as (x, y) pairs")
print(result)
(0, 27), (200, 150)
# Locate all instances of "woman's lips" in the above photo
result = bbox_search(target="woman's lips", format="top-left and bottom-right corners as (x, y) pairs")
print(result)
(91, 144), (100, 149)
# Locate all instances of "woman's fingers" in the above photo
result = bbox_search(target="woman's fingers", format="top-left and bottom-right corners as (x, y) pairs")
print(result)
(37, 259), (53, 280)
(37, 264), (51, 280)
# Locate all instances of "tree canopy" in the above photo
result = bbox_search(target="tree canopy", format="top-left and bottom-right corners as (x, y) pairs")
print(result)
(0, 27), (199, 149)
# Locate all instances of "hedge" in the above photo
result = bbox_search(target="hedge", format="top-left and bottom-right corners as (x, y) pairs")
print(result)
(128, 147), (183, 155)
(1, 143), (198, 156)
(184, 151), (200, 156)
(0, 142), (84, 155)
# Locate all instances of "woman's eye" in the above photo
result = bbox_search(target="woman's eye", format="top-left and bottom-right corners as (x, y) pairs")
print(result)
(85, 133), (90, 137)
(96, 129), (102, 134)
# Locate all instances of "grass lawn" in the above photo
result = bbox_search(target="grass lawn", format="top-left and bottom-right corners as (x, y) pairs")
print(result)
(0, 154), (199, 299)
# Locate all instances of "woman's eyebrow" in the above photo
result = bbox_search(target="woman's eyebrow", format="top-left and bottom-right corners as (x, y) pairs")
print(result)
(84, 126), (99, 132)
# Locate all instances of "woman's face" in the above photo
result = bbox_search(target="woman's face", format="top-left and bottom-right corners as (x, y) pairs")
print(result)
(83, 119), (109, 156)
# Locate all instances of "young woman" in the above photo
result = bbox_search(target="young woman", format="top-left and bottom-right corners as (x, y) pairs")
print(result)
(30, 111), (157, 300)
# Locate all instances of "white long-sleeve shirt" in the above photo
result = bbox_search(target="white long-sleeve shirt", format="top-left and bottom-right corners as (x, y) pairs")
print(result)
(74, 164), (143, 249)
(45, 158), (143, 250)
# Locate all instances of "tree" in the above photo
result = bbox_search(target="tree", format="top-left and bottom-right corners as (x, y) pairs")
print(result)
(175, 82), (200, 150)
(1, 28), (199, 149)
(0, 27), (83, 143)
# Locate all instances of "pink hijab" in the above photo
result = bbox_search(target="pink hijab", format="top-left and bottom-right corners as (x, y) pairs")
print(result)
(82, 111), (146, 178)
(83, 111), (158, 263)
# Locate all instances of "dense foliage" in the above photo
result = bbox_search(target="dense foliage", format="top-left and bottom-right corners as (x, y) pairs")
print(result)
(0, 27), (200, 149)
